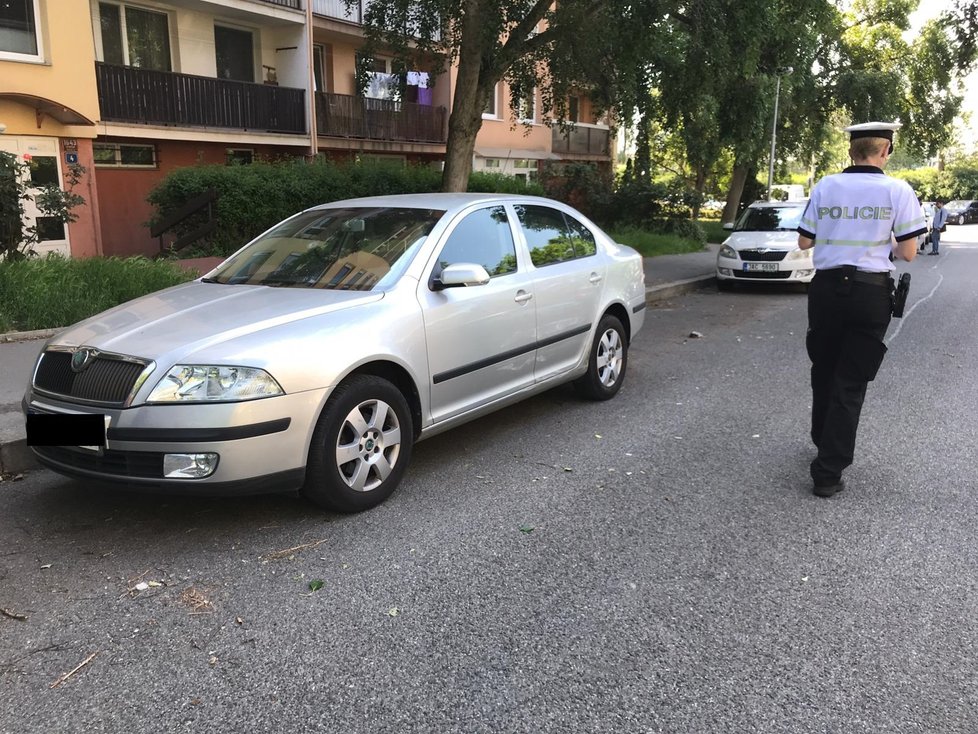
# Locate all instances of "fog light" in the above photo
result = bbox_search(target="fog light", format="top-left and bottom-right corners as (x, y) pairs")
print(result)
(164, 453), (219, 479)
(796, 269), (814, 278)
(719, 268), (732, 276)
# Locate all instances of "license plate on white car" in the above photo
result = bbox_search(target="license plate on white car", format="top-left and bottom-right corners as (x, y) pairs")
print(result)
(744, 263), (778, 272)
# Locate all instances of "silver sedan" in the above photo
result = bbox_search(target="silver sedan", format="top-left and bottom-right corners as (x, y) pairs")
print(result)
(23, 193), (646, 511)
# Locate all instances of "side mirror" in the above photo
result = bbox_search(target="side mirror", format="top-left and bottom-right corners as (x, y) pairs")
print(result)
(722, 222), (734, 230)
(432, 262), (491, 290)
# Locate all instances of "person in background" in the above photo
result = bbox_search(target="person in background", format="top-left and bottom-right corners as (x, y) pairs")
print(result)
(929, 199), (949, 256)
(796, 121), (926, 498)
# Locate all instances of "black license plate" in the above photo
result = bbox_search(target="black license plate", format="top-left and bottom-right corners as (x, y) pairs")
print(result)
(26, 413), (107, 447)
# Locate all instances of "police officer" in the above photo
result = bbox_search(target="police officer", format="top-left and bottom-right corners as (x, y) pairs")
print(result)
(797, 122), (926, 498)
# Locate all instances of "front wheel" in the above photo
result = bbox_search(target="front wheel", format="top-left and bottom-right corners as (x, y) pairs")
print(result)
(573, 314), (628, 401)
(958, 215), (965, 225)
(304, 374), (413, 512)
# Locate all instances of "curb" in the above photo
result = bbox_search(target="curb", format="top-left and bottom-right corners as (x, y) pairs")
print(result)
(0, 328), (57, 343)
(0, 277), (715, 476)
(646, 275), (716, 305)
(0, 438), (36, 476)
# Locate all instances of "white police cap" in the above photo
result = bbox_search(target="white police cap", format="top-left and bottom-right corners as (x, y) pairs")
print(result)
(844, 121), (901, 141)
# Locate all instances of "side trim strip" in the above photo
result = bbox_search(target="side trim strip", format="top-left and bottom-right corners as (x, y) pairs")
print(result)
(432, 324), (592, 385)
(108, 418), (292, 443)
(632, 302), (647, 314)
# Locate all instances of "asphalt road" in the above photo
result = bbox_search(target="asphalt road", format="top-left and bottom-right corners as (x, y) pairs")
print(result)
(3, 227), (978, 733)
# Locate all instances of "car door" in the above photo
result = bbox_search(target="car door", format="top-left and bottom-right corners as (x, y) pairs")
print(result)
(419, 204), (537, 423)
(512, 204), (605, 383)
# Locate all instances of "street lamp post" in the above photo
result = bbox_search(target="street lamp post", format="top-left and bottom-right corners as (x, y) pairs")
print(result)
(767, 67), (793, 201)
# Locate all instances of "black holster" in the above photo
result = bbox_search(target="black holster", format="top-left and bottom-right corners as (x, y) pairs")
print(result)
(891, 273), (911, 318)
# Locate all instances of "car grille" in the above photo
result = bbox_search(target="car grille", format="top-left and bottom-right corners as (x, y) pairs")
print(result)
(34, 350), (149, 406)
(33, 445), (163, 479)
(739, 250), (788, 262)
(733, 270), (792, 279)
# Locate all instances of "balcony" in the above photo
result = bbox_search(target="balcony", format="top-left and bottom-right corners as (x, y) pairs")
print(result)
(259, 0), (302, 8)
(551, 125), (610, 157)
(96, 62), (306, 134)
(312, 0), (372, 22)
(316, 92), (446, 144)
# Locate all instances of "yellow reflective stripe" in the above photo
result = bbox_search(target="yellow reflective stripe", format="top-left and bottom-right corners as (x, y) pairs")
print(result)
(895, 215), (926, 229)
(814, 238), (891, 247)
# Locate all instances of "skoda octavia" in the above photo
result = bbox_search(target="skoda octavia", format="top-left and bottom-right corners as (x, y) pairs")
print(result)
(716, 200), (814, 288)
(23, 194), (646, 512)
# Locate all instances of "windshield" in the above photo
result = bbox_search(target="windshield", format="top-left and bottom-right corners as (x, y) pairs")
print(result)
(946, 200), (970, 209)
(734, 206), (804, 232)
(206, 207), (445, 289)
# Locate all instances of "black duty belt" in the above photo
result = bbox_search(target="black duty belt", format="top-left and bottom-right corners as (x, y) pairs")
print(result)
(816, 267), (891, 288)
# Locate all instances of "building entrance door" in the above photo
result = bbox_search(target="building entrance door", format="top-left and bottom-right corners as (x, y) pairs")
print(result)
(0, 135), (71, 257)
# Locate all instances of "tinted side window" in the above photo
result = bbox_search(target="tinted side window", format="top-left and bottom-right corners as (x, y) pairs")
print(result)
(563, 213), (596, 257)
(515, 205), (575, 267)
(437, 206), (517, 277)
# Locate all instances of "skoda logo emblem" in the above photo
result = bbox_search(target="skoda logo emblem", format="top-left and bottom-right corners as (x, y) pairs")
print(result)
(71, 348), (98, 373)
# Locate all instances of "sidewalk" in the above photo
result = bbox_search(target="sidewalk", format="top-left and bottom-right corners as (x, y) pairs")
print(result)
(0, 246), (719, 475)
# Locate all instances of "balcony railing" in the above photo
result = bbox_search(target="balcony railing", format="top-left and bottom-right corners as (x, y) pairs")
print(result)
(312, 0), (372, 22)
(551, 125), (610, 157)
(259, 0), (302, 8)
(316, 91), (446, 144)
(96, 62), (306, 134)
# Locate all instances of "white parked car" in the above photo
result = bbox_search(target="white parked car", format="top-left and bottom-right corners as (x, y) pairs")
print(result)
(716, 200), (814, 289)
(23, 194), (646, 512)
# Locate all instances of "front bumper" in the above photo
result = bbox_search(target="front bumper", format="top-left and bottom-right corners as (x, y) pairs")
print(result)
(716, 254), (815, 283)
(22, 387), (331, 494)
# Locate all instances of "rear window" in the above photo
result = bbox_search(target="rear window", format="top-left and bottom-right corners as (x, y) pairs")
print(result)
(735, 206), (804, 232)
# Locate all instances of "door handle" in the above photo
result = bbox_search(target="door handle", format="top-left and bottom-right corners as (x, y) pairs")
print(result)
(589, 273), (603, 284)
(514, 290), (533, 304)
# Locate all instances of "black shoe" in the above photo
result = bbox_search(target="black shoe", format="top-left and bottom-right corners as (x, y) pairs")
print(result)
(813, 480), (845, 498)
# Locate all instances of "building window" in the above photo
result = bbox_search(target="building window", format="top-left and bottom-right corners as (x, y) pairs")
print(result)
(36, 216), (65, 242)
(0, 0), (42, 60)
(313, 44), (326, 92)
(568, 96), (580, 123)
(226, 148), (254, 165)
(215, 25), (254, 83)
(513, 159), (538, 170)
(98, 2), (171, 71)
(93, 142), (157, 168)
(515, 89), (536, 123)
(483, 159), (501, 169)
(483, 84), (499, 118)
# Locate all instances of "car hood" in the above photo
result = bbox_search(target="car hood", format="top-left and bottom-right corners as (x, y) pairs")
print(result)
(51, 281), (385, 359)
(724, 231), (800, 250)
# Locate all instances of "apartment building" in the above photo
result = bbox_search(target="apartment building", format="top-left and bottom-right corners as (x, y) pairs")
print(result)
(2, 1), (611, 259)
(0, 0), (103, 257)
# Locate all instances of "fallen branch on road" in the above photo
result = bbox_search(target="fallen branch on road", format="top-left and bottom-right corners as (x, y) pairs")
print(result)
(50, 651), (99, 689)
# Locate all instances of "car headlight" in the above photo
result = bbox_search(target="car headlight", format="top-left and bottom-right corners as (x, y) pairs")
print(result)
(719, 244), (738, 259)
(147, 366), (284, 403)
(786, 248), (812, 261)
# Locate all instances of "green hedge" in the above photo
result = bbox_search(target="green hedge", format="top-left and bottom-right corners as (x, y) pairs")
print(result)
(0, 255), (194, 332)
(148, 160), (545, 258)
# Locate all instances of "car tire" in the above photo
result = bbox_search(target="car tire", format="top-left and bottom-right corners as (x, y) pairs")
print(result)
(958, 215), (965, 225)
(304, 374), (413, 512)
(573, 314), (627, 401)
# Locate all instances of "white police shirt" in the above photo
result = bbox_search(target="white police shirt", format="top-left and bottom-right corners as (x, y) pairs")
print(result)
(798, 166), (927, 273)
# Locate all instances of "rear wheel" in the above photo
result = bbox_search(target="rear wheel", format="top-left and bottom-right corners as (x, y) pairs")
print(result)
(304, 374), (413, 512)
(573, 314), (627, 401)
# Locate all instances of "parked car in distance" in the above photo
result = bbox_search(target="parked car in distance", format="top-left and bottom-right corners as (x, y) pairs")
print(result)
(716, 200), (814, 289)
(23, 194), (646, 512)
(944, 200), (978, 225)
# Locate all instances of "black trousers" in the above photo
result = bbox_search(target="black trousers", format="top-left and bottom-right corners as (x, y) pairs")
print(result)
(806, 272), (892, 485)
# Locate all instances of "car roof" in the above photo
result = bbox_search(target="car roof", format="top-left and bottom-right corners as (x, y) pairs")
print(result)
(305, 192), (564, 214)
(747, 199), (808, 209)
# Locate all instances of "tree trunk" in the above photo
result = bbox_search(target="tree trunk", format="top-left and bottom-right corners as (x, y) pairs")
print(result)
(441, 0), (490, 192)
(723, 164), (749, 224)
(691, 165), (707, 220)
